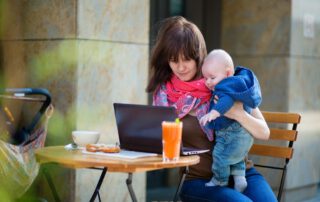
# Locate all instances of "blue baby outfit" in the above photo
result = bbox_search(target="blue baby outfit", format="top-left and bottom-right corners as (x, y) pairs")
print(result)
(207, 66), (262, 187)
(209, 66), (262, 130)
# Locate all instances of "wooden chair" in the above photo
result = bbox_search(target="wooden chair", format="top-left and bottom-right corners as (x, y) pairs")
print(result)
(249, 111), (301, 202)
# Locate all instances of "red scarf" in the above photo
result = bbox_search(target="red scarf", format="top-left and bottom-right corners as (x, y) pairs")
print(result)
(166, 75), (211, 104)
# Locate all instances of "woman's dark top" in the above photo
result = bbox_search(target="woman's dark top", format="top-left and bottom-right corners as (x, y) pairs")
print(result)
(182, 114), (213, 180)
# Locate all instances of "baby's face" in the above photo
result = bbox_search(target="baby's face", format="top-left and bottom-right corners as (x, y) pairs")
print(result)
(202, 60), (228, 90)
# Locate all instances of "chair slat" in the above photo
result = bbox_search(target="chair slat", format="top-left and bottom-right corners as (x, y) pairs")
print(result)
(262, 111), (301, 124)
(249, 144), (293, 159)
(252, 111), (301, 202)
(269, 128), (298, 141)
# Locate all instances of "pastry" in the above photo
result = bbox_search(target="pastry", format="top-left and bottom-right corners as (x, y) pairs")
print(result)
(86, 144), (100, 152)
(100, 145), (121, 153)
(85, 144), (120, 153)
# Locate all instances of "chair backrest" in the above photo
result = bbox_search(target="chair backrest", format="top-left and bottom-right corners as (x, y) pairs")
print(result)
(249, 111), (301, 202)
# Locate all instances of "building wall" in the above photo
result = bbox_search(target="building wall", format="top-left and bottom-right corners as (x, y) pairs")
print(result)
(75, 1), (149, 201)
(1, 0), (149, 201)
(221, 0), (320, 201)
(286, 0), (320, 201)
(222, 0), (291, 111)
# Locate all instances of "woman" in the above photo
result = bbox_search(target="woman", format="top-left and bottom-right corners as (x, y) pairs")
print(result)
(146, 16), (277, 202)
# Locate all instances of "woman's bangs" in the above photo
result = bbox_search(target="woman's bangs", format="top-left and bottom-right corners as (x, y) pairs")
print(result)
(165, 39), (183, 62)
(181, 30), (199, 61)
(182, 43), (197, 61)
(165, 38), (198, 62)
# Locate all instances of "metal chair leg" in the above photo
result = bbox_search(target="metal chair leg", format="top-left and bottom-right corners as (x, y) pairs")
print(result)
(126, 173), (137, 202)
(173, 166), (189, 202)
(98, 191), (101, 202)
(43, 167), (61, 202)
(90, 167), (108, 202)
(277, 166), (287, 202)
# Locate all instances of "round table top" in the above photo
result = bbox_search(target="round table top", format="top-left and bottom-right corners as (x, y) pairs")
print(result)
(35, 146), (200, 173)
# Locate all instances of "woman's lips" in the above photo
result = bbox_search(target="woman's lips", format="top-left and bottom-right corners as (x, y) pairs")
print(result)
(178, 72), (189, 77)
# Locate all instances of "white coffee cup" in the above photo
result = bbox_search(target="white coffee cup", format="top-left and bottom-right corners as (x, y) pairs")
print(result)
(72, 130), (100, 147)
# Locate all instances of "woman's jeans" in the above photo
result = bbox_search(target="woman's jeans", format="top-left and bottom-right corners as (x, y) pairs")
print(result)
(210, 122), (253, 185)
(180, 167), (277, 202)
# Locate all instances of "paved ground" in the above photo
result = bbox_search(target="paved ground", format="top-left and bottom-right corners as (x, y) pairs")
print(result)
(303, 190), (320, 202)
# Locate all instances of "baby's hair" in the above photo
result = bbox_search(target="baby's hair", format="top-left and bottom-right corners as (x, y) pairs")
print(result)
(206, 49), (234, 70)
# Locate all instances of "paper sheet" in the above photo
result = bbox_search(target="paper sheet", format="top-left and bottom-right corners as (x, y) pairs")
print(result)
(82, 149), (158, 159)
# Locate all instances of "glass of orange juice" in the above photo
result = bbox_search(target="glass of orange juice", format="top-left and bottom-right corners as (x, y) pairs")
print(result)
(162, 119), (183, 162)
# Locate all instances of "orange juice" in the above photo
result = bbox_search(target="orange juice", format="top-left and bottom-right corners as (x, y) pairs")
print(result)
(162, 121), (183, 161)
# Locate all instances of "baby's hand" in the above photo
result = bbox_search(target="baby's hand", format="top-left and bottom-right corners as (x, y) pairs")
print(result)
(200, 110), (220, 126)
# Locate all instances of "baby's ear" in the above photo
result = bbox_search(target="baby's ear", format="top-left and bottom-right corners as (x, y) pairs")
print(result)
(226, 68), (233, 77)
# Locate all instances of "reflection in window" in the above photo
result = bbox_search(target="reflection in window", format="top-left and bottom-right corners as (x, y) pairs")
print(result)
(170, 0), (184, 16)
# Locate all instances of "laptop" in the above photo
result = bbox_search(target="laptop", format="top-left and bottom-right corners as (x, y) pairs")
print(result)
(113, 103), (209, 155)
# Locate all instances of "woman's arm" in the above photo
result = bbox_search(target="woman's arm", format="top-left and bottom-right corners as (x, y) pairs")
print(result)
(224, 102), (270, 140)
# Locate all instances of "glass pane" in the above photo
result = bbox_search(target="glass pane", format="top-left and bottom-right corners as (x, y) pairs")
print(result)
(170, 0), (184, 16)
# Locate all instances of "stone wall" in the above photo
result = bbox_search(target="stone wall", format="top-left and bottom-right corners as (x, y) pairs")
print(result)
(286, 0), (320, 201)
(221, 0), (320, 201)
(0, 0), (149, 201)
(75, 1), (149, 201)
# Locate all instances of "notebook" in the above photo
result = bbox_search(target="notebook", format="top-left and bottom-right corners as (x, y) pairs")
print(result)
(113, 103), (209, 155)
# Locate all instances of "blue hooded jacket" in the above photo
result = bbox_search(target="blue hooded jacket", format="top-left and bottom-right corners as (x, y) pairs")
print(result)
(209, 66), (262, 130)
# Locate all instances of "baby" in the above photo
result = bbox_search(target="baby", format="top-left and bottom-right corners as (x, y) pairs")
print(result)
(200, 49), (262, 192)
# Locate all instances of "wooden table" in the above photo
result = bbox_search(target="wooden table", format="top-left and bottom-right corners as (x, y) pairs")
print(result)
(35, 146), (200, 202)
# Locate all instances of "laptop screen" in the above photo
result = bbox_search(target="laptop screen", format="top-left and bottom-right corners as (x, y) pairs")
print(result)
(113, 103), (177, 154)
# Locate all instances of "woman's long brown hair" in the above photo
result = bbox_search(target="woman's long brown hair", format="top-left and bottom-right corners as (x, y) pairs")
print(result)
(146, 16), (207, 93)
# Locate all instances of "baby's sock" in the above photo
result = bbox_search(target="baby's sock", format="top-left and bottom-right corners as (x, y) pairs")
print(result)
(233, 175), (247, 192)
(205, 180), (218, 187)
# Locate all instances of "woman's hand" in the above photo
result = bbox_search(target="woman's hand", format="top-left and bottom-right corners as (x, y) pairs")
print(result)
(233, 107), (270, 140)
(212, 96), (245, 121)
(214, 97), (270, 140)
